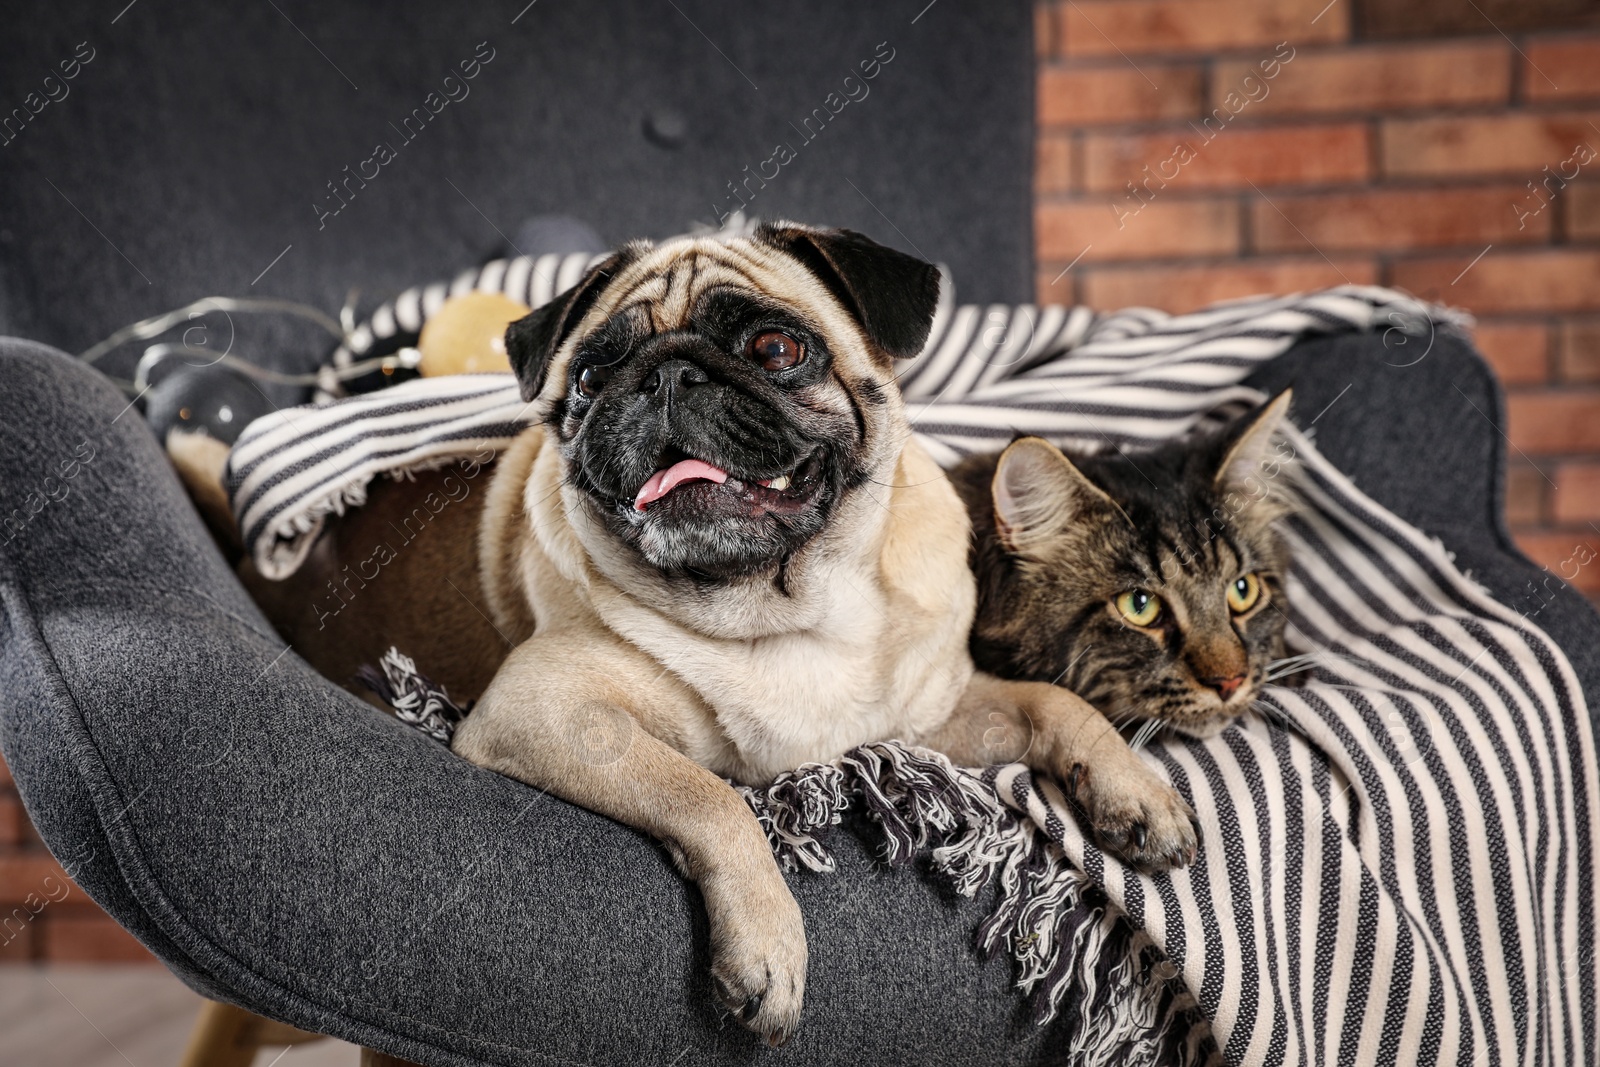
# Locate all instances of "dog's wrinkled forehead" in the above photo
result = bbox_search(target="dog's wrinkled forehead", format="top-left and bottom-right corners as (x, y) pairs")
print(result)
(545, 237), (856, 397)
(503, 224), (942, 406)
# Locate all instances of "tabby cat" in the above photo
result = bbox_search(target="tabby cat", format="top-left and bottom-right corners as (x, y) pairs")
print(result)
(949, 391), (1300, 742)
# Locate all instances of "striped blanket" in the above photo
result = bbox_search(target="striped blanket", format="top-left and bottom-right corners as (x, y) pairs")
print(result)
(224, 284), (1599, 1066)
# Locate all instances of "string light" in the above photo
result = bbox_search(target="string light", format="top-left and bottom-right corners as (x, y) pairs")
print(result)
(78, 293), (419, 396)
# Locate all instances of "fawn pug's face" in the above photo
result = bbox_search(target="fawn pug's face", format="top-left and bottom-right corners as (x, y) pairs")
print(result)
(504, 224), (941, 582)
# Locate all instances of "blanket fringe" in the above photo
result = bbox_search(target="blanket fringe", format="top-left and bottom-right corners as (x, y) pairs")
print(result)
(355, 647), (468, 743)
(741, 741), (1213, 1063)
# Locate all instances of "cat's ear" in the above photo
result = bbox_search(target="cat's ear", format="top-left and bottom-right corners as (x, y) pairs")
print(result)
(1214, 389), (1294, 494)
(993, 437), (1118, 556)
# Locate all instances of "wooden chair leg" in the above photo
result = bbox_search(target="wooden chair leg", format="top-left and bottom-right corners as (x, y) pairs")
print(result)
(179, 1001), (260, 1067)
(178, 998), (326, 1066)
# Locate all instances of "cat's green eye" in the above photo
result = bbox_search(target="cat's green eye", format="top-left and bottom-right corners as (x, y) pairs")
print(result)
(1227, 572), (1263, 614)
(1114, 589), (1162, 627)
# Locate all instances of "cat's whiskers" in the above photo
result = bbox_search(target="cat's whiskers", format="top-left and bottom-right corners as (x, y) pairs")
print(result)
(1108, 708), (1144, 730)
(1263, 651), (1329, 681)
(1245, 696), (1329, 748)
(1264, 648), (1365, 684)
(1310, 681), (1392, 698)
(1129, 717), (1164, 753)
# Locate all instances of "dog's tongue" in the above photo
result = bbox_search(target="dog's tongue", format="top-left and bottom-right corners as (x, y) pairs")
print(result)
(633, 458), (729, 510)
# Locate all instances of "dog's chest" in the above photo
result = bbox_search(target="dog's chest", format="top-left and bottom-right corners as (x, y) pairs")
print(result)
(593, 572), (953, 781)
(702, 625), (899, 772)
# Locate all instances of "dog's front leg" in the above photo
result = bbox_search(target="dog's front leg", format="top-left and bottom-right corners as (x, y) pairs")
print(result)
(923, 672), (1198, 870)
(451, 636), (805, 1046)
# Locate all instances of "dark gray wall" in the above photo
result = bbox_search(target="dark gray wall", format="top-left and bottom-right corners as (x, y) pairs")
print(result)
(0, 1), (1034, 382)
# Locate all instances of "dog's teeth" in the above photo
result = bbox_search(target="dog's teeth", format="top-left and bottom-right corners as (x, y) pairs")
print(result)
(767, 474), (791, 491)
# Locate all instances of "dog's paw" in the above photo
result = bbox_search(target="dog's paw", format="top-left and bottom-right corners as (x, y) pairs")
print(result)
(1064, 755), (1198, 871)
(700, 864), (808, 1047)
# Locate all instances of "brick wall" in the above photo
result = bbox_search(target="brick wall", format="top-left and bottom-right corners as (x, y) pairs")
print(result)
(0, 756), (154, 963)
(7, 0), (1600, 967)
(1036, 0), (1600, 598)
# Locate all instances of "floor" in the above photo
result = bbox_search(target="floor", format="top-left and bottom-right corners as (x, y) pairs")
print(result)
(0, 965), (360, 1067)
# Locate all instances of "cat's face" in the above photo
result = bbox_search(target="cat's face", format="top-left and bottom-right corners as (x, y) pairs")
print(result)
(957, 393), (1296, 740)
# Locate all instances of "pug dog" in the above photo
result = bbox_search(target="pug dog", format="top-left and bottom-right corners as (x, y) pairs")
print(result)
(169, 224), (1197, 1047)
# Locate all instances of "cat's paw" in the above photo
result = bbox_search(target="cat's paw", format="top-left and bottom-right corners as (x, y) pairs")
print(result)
(1064, 755), (1198, 871)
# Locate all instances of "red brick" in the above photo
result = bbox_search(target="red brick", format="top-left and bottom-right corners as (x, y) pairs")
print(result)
(1553, 462), (1600, 523)
(1389, 250), (1600, 314)
(1061, 1), (1341, 59)
(1251, 186), (1549, 254)
(1080, 256), (1378, 313)
(1037, 266), (1080, 306)
(1505, 463), (1548, 526)
(1567, 183), (1600, 241)
(1036, 3), (1058, 59)
(1507, 392), (1600, 454)
(0, 756), (12, 788)
(0, 795), (25, 848)
(1038, 197), (1240, 262)
(38, 911), (155, 963)
(1380, 111), (1600, 178)
(1361, 0), (1597, 40)
(0, 854), (67, 905)
(0, 916), (35, 962)
(1523, 36), (1600, 103)
(1037, 134), (1075, 194)
(1472, 322), (1550, 386)
(1559, 320), (1600, 382)
(1513, 532), (1600, 593)
(1082, 122), (1369, 193)
(1215, 41), (1510, 116)
(1039, 64), (1204, 126)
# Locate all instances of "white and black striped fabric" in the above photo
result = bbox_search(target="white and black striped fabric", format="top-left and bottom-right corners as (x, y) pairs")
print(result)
(232, 283), (1436, 579)
(223, 285), (1599, 1066)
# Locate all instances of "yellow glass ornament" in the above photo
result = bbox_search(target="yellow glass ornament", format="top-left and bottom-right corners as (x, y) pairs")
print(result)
(416, 291), (532, 376)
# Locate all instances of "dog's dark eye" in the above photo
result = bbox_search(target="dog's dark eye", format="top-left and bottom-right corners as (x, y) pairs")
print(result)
(576, 363), (614, 397)
(748, 331), (804, 372)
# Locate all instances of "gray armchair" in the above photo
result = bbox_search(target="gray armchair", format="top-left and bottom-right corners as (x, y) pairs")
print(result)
(2, 3), (1595, 1065)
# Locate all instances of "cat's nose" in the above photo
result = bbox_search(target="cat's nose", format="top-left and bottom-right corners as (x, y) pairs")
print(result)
(1202, 673), (1247, 700)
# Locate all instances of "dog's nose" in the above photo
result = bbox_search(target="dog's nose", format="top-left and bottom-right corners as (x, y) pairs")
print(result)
(1201, 673), (1247, 700)
(644, 359), (708, 399)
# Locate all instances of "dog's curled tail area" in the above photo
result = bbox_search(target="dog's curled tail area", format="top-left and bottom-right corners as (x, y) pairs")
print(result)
(166, 430), (243, 561)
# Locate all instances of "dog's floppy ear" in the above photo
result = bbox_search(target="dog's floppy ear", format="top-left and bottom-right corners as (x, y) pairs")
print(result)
(504, 245), (640, 401)
(757, 223), (941, 362)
